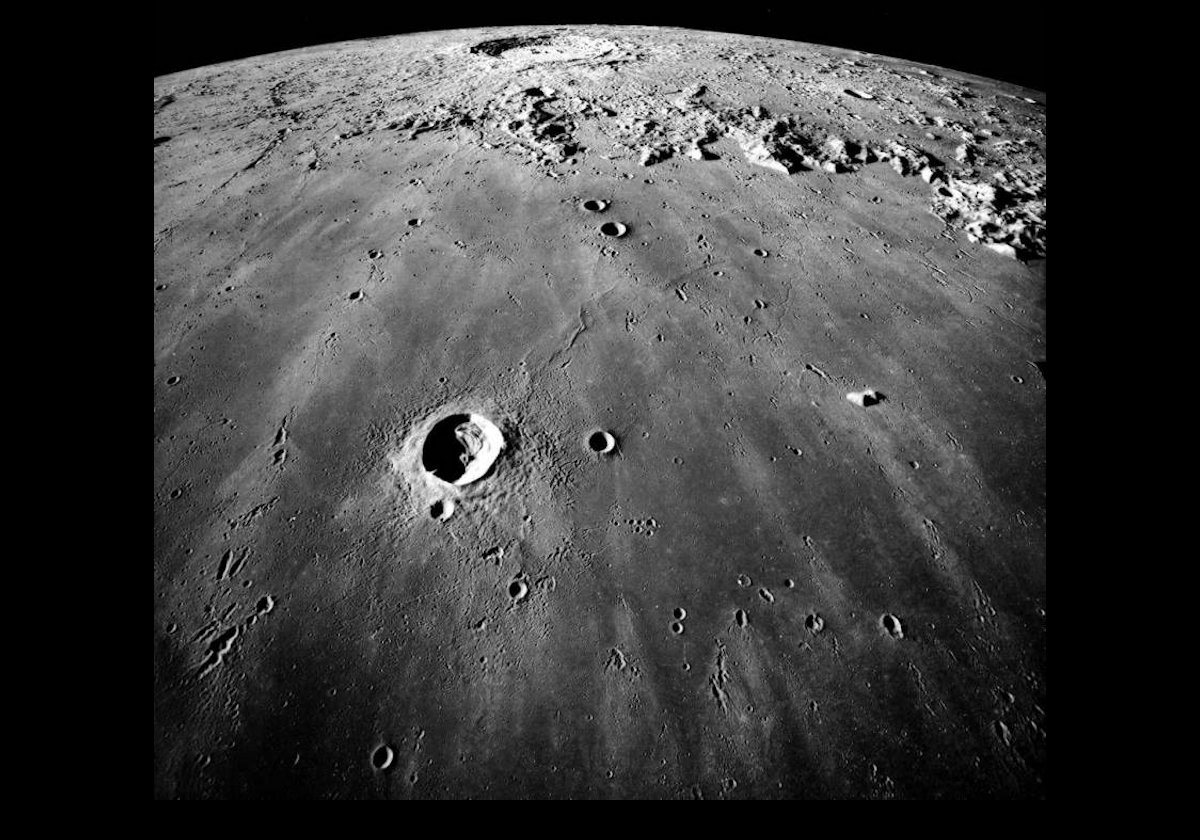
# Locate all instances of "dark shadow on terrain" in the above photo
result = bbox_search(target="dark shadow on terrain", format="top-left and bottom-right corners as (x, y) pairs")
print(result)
(421, 414), (472, 483)
(469, 34), (553, 56)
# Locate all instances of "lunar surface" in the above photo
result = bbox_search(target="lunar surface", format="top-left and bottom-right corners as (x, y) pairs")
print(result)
(154, 25), (1046, 799)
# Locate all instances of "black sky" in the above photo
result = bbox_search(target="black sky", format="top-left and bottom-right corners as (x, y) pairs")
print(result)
(154, 6), (1045, 92)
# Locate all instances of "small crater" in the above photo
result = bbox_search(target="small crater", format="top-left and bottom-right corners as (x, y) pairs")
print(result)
(582, 199), (608, 212)
(759, 588), (774, 603)
(753, 248), (769, 258)
(846, 389), (885, 407)
(735, 609), (749, 628)
(368, 249), (383, 260)
(407, 218), (423, 227)
(372, 744), (395, 771)
(784, 578), (795, 588)
(588, 430), (616, 454)
(599, 221), (628, 238)
(155, 284), (168, 292)
(1011, 375), (1024, 384)
(670, 621), (685, 635)
(844, 88), (875, 99)
(509, 579), (529, 601)
(880, 613), (904, 639)
(256, 595), (275, 614)
(166, 376), (181, 386)
(348, 290), (363, 301)
(429, 498), (455, 521)
(805, 613), (825, 634)
(736, 574), (751, 587)
(673, 607), (687, 620)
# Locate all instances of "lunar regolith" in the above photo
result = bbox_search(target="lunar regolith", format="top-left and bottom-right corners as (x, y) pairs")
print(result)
(154, 25), (1045, 799)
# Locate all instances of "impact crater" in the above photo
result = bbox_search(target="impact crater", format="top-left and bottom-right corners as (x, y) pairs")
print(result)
(422, 413), (504, 486)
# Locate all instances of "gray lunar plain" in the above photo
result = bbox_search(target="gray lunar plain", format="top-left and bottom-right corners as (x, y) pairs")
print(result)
(153, 25), (1046, 799)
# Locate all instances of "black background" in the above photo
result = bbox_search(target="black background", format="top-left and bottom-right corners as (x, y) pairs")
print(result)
(154, 5), (1045, 91)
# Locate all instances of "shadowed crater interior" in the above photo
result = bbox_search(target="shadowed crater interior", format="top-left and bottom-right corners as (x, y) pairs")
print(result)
(421, 413), (504, 485)
(588, 430), (616, 453)
(372, 745), (394, 771)
(470, 34), (553, 57)
(423, 414), (473, 482)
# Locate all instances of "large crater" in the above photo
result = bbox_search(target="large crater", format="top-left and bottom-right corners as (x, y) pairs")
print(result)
(420, 413), (504, 486)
